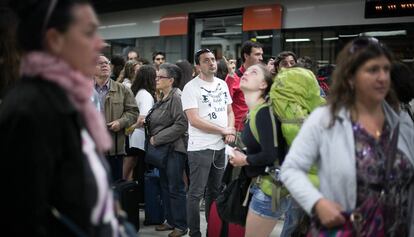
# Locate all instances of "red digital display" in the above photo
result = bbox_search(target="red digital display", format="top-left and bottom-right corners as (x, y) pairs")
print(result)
(365, 0), (414, 18)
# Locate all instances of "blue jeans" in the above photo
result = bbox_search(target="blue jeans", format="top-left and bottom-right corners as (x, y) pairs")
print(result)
(159, 151), (187, 231)
(280, 197), (305, 237)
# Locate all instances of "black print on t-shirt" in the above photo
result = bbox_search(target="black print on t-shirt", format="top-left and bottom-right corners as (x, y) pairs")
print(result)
(200, 83), (229, 120)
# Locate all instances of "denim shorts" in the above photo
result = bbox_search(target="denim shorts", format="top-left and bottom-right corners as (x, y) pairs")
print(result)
(248, 185), (291, 220)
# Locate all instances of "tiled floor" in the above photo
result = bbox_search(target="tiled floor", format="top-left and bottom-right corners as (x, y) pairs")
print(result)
(138, 210), (283, 237)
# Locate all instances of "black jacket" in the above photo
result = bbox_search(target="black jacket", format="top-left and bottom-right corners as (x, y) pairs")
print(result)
(0, 77), (108, 236)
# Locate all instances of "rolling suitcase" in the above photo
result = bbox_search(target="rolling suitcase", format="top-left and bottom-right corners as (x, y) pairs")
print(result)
(144, 168), (165, 225)
(114, 180), (141, 231)
(207, 201), (245, 237)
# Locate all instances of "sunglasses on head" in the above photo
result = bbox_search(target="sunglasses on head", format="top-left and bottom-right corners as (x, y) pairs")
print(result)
(349, 37), (381, 54)
(195, 48), (212, 57)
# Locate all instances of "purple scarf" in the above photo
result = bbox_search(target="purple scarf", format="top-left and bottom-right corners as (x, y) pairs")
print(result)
(20, 52), (112, 153)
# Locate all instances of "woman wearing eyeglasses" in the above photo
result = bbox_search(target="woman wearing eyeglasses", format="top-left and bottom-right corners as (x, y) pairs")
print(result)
(1, 0), (120, 236)
(146, 63), (189, 237)
(281, 37), (414, 236)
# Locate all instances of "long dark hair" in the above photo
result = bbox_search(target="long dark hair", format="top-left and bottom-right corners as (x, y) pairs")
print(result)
(0, 7), (20, 98)
(328, 37), (397, 124)
(10, 0), (90, 51)
(131, 65), (156, 98)
(110, 55), (125, 79)
(390, 61), (414, 104)
(216, 59), (229, 80)
(176, 60), (193, 90)
(119, 60), (138, 83)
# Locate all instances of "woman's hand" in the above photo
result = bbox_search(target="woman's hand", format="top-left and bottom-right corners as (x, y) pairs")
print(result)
(136, 116), (145, 128)
(150, 136), (155, 146)
(314, 198), (346, 228)
(229, 150), (248, 167)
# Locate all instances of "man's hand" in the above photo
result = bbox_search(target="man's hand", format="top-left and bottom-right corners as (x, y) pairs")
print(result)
(150, 136), (155, 146)
(107, 120), (121, 132)
(221, 126), (236, 136)
(224, 134), (235, 144)
(223, 56), (235, 77)
(314, 198), (346, 228)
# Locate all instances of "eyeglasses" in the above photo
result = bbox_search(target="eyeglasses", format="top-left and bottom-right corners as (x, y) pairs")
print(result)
(156, 75), (170, 80)
(349, 37), (381, 54)
(42, 0), (58, 36)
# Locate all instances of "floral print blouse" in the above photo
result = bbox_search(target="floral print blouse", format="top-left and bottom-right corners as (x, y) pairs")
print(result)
(353, 121), (413, 236)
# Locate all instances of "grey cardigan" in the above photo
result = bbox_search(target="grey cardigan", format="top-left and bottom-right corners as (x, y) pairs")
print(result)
(148, 88), (188, 154)
(281, 102), (414, 236)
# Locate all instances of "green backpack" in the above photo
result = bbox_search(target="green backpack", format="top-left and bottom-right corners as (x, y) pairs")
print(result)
(269, 67), (325, 188)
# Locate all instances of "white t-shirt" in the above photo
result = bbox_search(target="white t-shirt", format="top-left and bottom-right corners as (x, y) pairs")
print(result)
(122, 78), (132, 88)
(130, 89), (154, 150)
(181, 76), (232, 151)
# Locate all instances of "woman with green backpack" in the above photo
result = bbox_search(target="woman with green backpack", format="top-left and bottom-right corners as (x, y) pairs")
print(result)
(228, 64), (297, 237)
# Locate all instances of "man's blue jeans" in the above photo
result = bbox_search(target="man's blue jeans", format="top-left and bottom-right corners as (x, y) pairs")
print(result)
(159, 151), (188, 231)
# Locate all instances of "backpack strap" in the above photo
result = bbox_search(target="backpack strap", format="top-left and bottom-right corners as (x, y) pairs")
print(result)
(248, 102), (271, 144)
(248, 102), (290, 211)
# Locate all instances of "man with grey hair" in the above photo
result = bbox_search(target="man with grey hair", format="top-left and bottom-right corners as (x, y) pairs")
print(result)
(94, 55), (138, 181)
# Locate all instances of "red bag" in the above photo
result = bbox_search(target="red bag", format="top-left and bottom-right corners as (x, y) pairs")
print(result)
(207, 201), (245, 237)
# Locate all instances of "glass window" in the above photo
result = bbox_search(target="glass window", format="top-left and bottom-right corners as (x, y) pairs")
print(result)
(104, 36), (185, 64)
(282, 23), (414, 71)
(195, 15), (243, 62)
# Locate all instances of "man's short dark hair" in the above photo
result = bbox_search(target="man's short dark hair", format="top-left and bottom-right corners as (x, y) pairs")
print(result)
(194, 48), (213, 65)
(152, 51), (166, 61)
(240, 41), (263, 63)
(275, 51), (297, 66)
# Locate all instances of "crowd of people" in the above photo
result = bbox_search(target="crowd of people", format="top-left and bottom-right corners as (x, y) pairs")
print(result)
(1, 1), (414, 237)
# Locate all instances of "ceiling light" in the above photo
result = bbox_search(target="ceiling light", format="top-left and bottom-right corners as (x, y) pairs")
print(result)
(339, 34), (359, 38)
(323, 37), (339, 41)
(360, 30), (407, 37)
(285, 38), (311, 42)
(212, 32), (241, 36)
(256, 35), (273, 39)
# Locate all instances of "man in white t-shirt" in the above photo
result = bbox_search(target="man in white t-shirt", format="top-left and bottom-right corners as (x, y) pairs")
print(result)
(181, 49), (235, 237)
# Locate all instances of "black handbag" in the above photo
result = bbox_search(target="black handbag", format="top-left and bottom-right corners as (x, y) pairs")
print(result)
(216, 165), (251, 226)
(144, 99), (173, 169)
(145, 142), (171, 169)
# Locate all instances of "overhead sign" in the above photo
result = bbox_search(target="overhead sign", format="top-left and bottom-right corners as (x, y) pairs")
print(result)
(365, 0), (414, 18)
